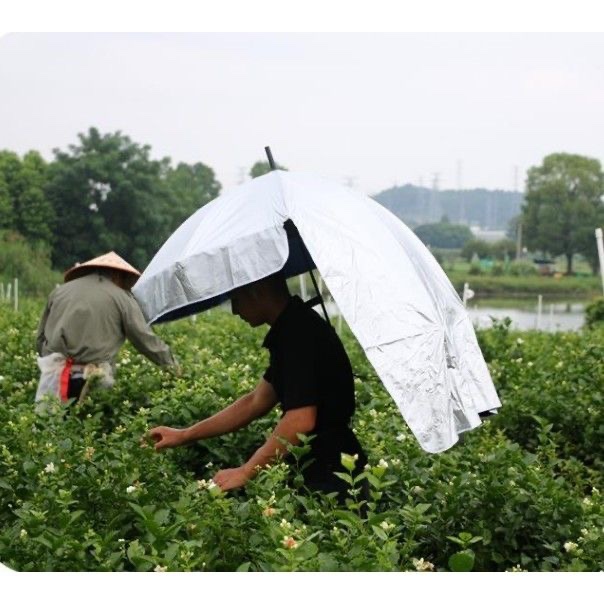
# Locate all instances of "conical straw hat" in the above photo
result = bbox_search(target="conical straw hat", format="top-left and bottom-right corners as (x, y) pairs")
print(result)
(64, 251), (141, 283)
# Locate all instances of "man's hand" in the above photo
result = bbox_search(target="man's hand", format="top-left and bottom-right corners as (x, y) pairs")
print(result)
(213, 466), (255, 491)
(169, 363), (183, 378)
(147, 426), (188, 450)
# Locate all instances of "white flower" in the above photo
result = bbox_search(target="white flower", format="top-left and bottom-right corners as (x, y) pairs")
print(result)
(369, 409), (378, 418)
(380, 521), (395, 531)
(563, 541), (578, 553)
(126, 485), (137, 494)
(396, 433), (407, 442)
(44, 462), (56, 474)
(508, 564), (525, 572)
(412, 485), (424, 494)
(378, 459), (389, 469)
(527, 362), (533, 368)
(20, 529), (27, 539)
(556, 361), (564, 369)
(412, 557), (434, 571)
(118, 538), (125, 543)
(154, 565), (167, 572)
(391, 458), (401, 466)
(0, 376), (4, 381)
(582, 497), (593, 506)
(516, 338), (524, 345)
(279, 518), (292, 531)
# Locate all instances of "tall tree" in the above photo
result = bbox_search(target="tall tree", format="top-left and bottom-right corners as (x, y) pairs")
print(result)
(18, 151), (54, 246)
(164, 161), (221, 231)
(47, 128), (175, 269)
(249, 160), (287, 179)
(0, 150), (54, 248)
(0, 172), (13, 230)
(413, 221), (474, 249)
(522, 153), (604, 274)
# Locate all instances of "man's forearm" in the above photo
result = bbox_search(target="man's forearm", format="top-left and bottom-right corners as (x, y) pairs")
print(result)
(181, 393), (256, 443)
(241, 413), (312, 477)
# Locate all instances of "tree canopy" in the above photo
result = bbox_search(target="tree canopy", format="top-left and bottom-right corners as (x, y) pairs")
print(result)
(0, 150), (54, 249)
(413, 220), (474, 249)
(249, 160), (287, 179)
(522, 153), (604, 274)
(46, 128), (221, 270)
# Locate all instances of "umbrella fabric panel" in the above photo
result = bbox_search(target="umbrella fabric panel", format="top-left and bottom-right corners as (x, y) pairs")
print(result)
(279, 172), (500, 453)
(370, 201), (501, 417)
(133, 173), (290, 324)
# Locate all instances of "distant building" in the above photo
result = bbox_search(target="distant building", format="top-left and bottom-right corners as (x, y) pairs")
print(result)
(533, 258), (556, 276)
(469, 226), (507, 243)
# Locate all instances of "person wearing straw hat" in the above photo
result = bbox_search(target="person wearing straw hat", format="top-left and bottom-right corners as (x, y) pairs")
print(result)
(35, 251), (177, 403)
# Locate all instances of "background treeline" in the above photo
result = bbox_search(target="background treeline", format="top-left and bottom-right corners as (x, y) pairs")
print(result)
(1, 128), (603, 297)
(0, 127), (221, 275)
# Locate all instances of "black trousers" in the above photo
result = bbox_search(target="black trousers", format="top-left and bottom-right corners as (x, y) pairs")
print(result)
(67, 377), (86, 400)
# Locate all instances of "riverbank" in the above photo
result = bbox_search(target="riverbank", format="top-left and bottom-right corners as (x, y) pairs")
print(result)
(446, 271), (602, 297)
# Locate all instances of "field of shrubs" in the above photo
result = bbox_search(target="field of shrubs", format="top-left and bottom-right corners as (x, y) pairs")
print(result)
(0, 301), (602, 571)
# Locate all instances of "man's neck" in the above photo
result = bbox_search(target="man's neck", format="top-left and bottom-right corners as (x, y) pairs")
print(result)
(265, 295), (291, 326)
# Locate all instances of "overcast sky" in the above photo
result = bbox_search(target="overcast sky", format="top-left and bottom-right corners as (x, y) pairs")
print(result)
(1, 33), (603, 195)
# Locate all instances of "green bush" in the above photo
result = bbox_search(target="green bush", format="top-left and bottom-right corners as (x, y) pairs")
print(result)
(0, 231), (61, 298)
(585, 297), (604, 329)
(508, 261), (538, 277)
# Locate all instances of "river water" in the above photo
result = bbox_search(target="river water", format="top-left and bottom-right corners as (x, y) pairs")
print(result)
(321, 297), (586, 332)
(465, 298), (585, 332)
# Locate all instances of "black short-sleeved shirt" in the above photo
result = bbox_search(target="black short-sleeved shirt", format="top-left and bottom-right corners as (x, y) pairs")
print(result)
(263, 296), (366, 484)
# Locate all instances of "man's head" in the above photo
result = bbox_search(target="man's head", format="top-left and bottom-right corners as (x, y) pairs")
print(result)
(230, 273), (290, 327)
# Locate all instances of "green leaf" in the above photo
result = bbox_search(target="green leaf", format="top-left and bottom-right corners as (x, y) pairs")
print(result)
(318, 553), (339, 571)
(163, 542), (180, 561)
(448, 550), (475, 572)
(154, 509), (170, 526)
(334, 509), (362, 528)
(33, 535), (53, 549)
(364, 472), (382, 489)
(296, 541), (319, 559)
(128, 502), (148, 520)
(236, 562), (251, 572)
(371, 526), (388, 541)
(333, 471), (354, 486)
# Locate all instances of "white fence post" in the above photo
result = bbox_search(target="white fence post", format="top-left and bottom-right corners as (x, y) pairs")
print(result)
(14, 278), (18, 312)
(536, 295), (543, 330)
(549, 303), (554, 332)
(596, 228), (604, 296)
(6, 282), (11, 302)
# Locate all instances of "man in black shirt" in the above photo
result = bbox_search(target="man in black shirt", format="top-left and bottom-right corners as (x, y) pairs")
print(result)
(148, 273), (367, 500)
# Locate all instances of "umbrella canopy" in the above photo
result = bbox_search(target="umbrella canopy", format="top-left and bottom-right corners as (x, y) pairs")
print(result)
(133, 170), (501, 453)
